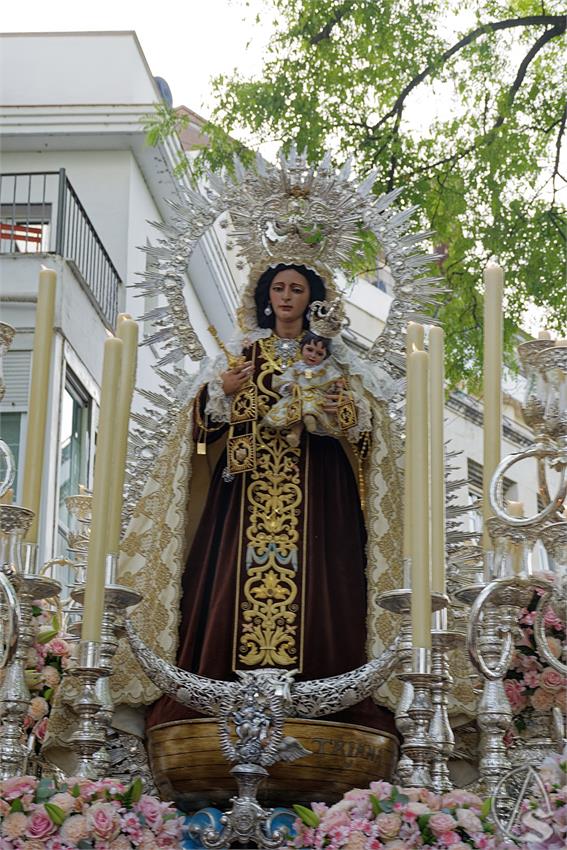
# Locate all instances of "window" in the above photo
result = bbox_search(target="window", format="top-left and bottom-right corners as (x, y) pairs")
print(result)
(0, 412), (23, 496)
(57, 372), (91, 556)
(0, 204), (51, 253)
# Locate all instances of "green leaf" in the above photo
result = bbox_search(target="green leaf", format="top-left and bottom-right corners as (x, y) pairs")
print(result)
(130, 777), (143, 804)
(480, 797), (492, 818)
(370, 794), (381, 816)
(71, 783), (81, 798)
(10, 798), (24, 813)
(292, 804), (320, 827)
(44, 802), (66, 826)
(35, 778), (55, 801)
(37, 628), (58, 644)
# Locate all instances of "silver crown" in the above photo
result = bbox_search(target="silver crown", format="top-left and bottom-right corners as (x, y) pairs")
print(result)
(309, 299), (349, 338)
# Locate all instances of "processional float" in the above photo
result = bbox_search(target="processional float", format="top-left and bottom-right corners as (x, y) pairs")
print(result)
(0, 149), (565, 849)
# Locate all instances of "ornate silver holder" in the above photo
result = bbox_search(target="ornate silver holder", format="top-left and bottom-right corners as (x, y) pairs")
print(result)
(69, 640), (109, 779)
(377, 588), (448, 786)
(461, 574), (554, 795)
(430, 618), (465, 793)
(70, 562), (142, 777)
(397, 648), (437, 789)
(192, 763), (288, 850)
(0, 505), (61, 778)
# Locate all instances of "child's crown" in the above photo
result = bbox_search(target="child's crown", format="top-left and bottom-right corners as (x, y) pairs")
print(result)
(309, 299), (349, 338)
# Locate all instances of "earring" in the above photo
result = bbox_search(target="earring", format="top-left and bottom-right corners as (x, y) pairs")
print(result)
(264, 304), (273, 316)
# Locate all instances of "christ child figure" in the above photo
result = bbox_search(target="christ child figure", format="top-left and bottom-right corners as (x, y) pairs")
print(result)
(263, 331), (349, 447)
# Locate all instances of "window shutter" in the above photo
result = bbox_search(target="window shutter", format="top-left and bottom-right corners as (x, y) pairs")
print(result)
(0, 350), (32, 410)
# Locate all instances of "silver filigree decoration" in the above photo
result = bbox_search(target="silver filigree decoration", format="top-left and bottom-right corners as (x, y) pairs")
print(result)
(124, 619), (399, 717)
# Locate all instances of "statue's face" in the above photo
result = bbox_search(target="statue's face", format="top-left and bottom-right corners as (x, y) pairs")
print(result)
(269, 269), (311, 323)
(302, 340), (327, 366)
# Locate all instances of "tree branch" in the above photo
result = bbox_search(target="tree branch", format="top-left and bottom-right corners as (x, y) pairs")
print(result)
(369, 15), (566, 135)
(307, 1), (354, 44)
(552, 103), (567, 202)
(492, 24), (565, 132)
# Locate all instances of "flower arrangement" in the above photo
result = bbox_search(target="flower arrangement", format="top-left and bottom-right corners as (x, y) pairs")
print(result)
(23, 603), (73, 753)
(0, 775), (184, 849)
(290, 782), (500, 850)
(503, 585), (566, 734)
(507, 747), (567, 849)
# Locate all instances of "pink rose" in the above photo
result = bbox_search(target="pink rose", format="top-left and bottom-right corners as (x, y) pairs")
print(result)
(404, 801), (429, 817)
(60, 814), (89, 845)
(109, 837), (133, 850)
(86, 801), (121, 841)
(135, 794), (164, 829)
(448, 844), (474, 850)
(345, 830), (366, 850)
(540, 667), (565, 692)
(25, 807), (56, 839)
(530, 687), (555, 710)
(122, 811), (143, 842)
(375, 813), (401, 840)
(522, 669), (540, 689)
(456, 808), (483, 834)
(1, 811), (28, 839)
(543, 607), (564, 629)
(33, 716), (49, 742)
(369, 781), (393, 798)
(28, 696), (49, 721)
(49, 792), (77, 815)
(519, 609), (536, 625)
(504, 679), (528, 712)
(139, 828), (161, 849)
(41, 665), (61, 688)
(0, 776), (37, 800)
(546, 636), (564, 659)
(428, 812), (457, 836)
(46, 638), (71, 657)
(555, 690), (566, 710)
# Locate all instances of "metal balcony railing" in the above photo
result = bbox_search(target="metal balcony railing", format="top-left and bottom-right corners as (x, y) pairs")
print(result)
(0, 169), (121, 327)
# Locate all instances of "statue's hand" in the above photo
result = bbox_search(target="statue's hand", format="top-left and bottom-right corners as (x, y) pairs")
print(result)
(322, 388), (353, 414)
(221, 362), (253, 395)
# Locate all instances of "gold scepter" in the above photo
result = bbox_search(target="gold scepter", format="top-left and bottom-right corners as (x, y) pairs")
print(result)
(207, 325), (246, 368)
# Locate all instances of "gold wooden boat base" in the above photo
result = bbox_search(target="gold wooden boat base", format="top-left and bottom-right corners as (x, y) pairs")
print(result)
(148, 717), (399, 811)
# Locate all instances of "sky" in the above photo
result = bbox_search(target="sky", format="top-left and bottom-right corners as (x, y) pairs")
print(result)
(0, 0), (271, 119)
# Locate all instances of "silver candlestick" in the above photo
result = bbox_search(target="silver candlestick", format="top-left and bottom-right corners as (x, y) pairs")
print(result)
(397, 647), (437, 789)
(0, 506), (61, 779)
(70, 554), (142, 777)
(377, 588), (448, 786)
(69, 640), (108, 779)
(430, 610), (465, 793)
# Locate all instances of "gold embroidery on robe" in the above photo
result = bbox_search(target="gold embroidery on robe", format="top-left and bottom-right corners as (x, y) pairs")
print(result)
(233, 339), (305, 670)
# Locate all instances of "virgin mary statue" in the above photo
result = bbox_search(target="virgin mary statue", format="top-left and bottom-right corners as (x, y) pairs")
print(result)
(106, 150), (455, 744)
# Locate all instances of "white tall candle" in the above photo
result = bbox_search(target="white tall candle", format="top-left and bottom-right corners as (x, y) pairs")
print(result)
(403, 322), (425, 563)
(482, 262), (504, 556)
(82, 337), (123, 643)
(429, 327), (445, 594)
(409, 349), (431, 649)
(107, 319), (139, 556)
(22, 268), (57, 543)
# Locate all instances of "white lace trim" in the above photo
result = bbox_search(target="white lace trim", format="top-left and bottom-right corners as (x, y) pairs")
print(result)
(346, 394), (372, 443)
(332, 337), (402, 401)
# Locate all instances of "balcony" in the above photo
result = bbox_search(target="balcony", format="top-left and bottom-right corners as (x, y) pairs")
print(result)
(0, 169), (121, 327)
